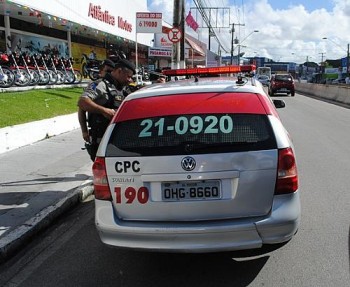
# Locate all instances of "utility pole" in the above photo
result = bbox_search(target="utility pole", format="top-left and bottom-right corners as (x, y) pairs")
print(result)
(319, 52), (325, 64)
(172, 0), (182, 69)
(230, 23), (244, 65)
(180, 0), (185, 68)
(238, 45), (243, 66)
(190, 5), (230, 54)
(347, 43), (349, 76)
(319, 52), (326, 75)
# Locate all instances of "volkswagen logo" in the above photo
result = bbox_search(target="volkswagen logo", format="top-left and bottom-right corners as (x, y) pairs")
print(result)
(181, 156), (196, 171)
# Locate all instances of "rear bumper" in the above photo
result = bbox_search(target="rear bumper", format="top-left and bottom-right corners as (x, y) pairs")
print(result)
(272, 87), (294, 93)
(95, 192), (300, 253)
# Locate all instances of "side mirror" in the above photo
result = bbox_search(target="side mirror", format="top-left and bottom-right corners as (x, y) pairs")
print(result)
(273, 99), (286, 109)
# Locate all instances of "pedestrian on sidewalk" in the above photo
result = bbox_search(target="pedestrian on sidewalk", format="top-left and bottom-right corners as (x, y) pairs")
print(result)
(78, 59), (136, 161)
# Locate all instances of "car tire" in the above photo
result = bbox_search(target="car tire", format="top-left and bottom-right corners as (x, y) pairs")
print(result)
(291, 91), (295, 97)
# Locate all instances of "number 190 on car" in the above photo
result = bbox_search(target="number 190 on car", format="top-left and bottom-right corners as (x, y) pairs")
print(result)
(161, 180), (221, 202)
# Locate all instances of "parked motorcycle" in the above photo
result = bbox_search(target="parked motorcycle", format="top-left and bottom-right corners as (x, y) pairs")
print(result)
(17, 52), (40, 86)
(46, 54), (66, 85)
(65, 57), (82, 84)
(8, 52), (31, 87)
(0, 53), (15, 88)
(107, 49), (127, 63)
(53, 55), (75, 84)
(81, 53), (101, 81)
(36, 53), (58, 85)
(27, 53), (50, 85)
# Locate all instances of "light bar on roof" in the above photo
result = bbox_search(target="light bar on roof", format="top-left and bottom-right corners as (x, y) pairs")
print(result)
(162, 65), (256, 77)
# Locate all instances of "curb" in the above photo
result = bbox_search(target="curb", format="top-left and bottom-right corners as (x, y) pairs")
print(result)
(0, 82), (88, 93)
(0, 181), (94, 264)
(0, 114), (80, 154)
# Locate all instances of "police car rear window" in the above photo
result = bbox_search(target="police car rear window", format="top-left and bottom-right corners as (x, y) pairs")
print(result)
(106, 114), (276, 156)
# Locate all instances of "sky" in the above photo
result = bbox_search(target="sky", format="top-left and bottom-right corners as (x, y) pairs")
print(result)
(265, 0), (334, 12)
(147, 0), (350, 64)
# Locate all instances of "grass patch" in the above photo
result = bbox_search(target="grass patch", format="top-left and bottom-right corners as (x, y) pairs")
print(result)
(0, 87), (83, 128)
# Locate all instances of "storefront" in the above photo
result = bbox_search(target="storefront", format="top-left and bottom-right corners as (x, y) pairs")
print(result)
(0, 0), (153, 72)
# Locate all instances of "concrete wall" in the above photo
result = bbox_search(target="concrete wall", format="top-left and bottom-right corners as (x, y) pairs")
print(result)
(295, 82), (350, 105)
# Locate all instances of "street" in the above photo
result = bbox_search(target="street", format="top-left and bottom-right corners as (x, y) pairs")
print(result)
(0, 93), (349, 287)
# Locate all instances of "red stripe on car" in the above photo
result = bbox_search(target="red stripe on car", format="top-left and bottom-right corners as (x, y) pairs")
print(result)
(114, 92), (271, 122)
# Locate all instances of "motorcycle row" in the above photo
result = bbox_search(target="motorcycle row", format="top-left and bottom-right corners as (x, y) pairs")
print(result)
(0, 51), (83, 88)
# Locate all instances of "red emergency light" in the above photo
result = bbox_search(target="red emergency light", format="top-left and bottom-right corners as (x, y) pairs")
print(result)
(162, 65), (256, 77)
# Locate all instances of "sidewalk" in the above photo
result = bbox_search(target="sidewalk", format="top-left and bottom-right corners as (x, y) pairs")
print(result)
(0, 125), (94, 263)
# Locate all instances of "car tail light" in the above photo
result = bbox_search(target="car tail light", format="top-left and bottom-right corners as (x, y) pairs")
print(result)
(275, 147), (298, 194)
(92, 157), (112, 200)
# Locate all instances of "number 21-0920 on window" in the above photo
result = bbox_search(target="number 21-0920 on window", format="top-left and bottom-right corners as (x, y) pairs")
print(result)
(138, 115), (234, 137)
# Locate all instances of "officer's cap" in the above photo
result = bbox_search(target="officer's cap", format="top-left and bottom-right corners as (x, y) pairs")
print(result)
(114, 59), (136, 75)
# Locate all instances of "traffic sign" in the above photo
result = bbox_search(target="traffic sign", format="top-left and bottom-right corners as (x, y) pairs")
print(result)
(168, 27), (182, 43)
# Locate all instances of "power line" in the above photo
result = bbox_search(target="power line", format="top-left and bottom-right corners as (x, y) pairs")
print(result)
(192, 0), (230, 52)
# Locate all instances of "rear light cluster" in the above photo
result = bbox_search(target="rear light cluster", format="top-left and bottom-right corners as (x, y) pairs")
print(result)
(275, 147), (298, 194)
(92, 157), (112, 200)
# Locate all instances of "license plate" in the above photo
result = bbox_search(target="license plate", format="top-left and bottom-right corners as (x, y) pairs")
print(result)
(279, 88), (288, 92)
(161, 180), (221, 202)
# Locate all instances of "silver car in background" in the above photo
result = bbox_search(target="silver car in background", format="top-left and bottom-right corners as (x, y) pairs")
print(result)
(257, 74), (270, 86)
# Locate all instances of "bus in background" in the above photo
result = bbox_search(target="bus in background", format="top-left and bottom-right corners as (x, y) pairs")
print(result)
(256, 67), (272, 79)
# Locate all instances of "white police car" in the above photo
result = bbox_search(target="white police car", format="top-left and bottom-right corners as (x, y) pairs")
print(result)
(93, 65), (300, 253)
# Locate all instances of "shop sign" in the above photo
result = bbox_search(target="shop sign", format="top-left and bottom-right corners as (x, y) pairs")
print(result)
(88, 3), (132, 32)
(118, 17), (132, 32)
(160, 36), (172, 47)
(149, 47), (172, 57)
(88, 3), (115, 26)
(136, 12), (162, 33)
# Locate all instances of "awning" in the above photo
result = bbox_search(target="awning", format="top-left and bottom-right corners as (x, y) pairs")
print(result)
(185, 37), (205, 56)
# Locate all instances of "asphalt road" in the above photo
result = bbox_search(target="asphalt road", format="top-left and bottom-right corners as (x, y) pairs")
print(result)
(0, 92), (349, 287)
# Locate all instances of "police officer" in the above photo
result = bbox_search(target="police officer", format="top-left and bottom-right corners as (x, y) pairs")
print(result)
(78, 59), (136, 161)
(78, 59), (115, 143)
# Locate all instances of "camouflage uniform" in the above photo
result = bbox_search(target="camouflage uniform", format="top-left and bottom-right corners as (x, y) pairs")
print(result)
(81, 73), (131, 160)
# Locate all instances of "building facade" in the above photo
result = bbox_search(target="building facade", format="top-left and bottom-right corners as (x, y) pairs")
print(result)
(0, 0), (153, 72)
(0, 0), (211, 74)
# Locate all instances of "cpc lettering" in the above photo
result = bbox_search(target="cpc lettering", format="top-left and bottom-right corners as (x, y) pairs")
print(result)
(115, 161), (140, 173)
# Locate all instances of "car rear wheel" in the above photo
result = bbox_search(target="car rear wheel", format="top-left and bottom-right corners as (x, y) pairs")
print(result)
(291, 91), (295, 97)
